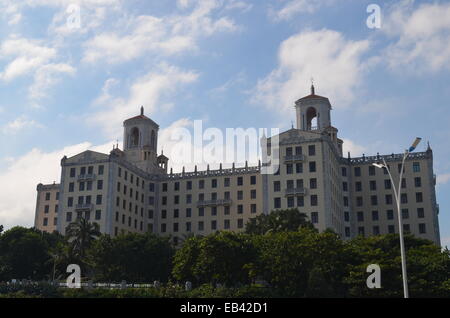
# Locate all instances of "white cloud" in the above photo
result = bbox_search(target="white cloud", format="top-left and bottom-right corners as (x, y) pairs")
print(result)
(0, 37), (75, 105)
(0, 140), (113, 230)
(437, 173), (450, 186)
(29, 63), (76, 107)
(342, 138), (366, 158)
(252, 29), (370, 113)
(88, 63), (199, 137)
(2, 116), (44, 134)
(269, 0), (334, 21)
(82, 0), (237, 64)
(383, 0), (450, 72)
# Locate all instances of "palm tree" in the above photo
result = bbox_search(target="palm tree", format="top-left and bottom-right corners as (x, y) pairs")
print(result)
(65, 217), (100, 260)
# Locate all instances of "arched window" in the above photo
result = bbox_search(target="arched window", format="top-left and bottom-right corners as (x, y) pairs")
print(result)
(151, 130), (156, 150)
(130, 127), (140, 147)
(306, 107), (317, 130)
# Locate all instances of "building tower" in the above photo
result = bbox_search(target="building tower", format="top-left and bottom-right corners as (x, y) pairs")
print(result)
(123, 106), (162, 174)
(295, 84), (343, 155)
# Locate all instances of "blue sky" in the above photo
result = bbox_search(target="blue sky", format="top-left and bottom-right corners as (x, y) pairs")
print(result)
(0, 0), (449, 245)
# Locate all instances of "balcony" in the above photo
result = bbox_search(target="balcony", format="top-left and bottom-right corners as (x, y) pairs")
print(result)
(197, 199), (232, 207)
(77, 174), (96, 182)
(284, 188), (307, 197)
(283, 154), (305, 163)
(75, 203), (94, 211)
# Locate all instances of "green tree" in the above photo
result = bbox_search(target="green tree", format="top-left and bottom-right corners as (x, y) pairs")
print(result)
(0, 225), (3, 234)
(0, 227), (64, 281)
(65, 218), (100, 261)
(172, 231), (256, 287)
(245, 209), (316, 235)
(251, 228), (348, 297)
(89, 233), (174, 282)
(344, 234), (450, 297)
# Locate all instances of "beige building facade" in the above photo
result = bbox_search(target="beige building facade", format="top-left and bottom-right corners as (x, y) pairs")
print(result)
(34, 87), (441, 245)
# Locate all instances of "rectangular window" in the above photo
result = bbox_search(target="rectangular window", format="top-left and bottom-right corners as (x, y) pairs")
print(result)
(310, 178), (317, 189)
(371, 195), (378, 206)
(66, 212), (72, 222)
(186, 222), (191, 232)
(308, 145), (316, 156)
(95, 210), (101, 220)
(357, 211), (364, 222)
(343, 182), (348, 192)
(250, 175), (257, 185)
(297, 196), (304, 207)
(417, 208), (425, 218)
(199, 180), (205, 189)
(388, 225), (395, 234)
(98, 165), (104, 175)
(70, 168), (76, 178)
(161, 210), (167, 219)
(384, 179), (391, 189)
(173, 223), (179, 233)
(224, 219), (230, 229)
(310, 195), (318, 206)
(341, 167), (347, 177)
(96, 195), (102, 205)
(237, 219), (244, 229)
(402, 208), (409, 219)
(43, 218), (48, 226)
(385, 194), (393, 205)
(237, 177), (243, 186)
(354, 167), (361, 177)
(311, 212), (319, 224)
(414, 177), (422, 187)
(373, 226), (380, 235)
(369, 180), (377, 191)
(419, 223), (426, 234)
(355, 181), (362, 192)
(186, 208), (192, 218)
(274, 181), (281, 192)
(287, 196), (294, 208)
(198, 221), (204, 231)
(369, 166), (376, 176)
(186, 181), (192, 190)
(174, 182), (180, 191)
(403, 224), (410, 233)
(372, 210), (379, 221)
(161, 224), (166, 233)
(274, 197), (281, 209)
(44, 205), (49, 214)
(198, 207), (204, 217)
(413, 162), (421, 173)
(309, 162), (316, 173)
(286, 164), (293, 174)
(97, 180), (103, 190)
(401, 193), (408, 204)
(237, 191), (243, 200)
(162, 183), (168, 192)
(211, 220), (217, 231)
(416, 192), (423, 203)
(296, 163), (303, 174)
(251, 189), (257, 199)
(174, 209), (179, 218)
(224, 178), (230, 187)
(224, 206), (230, 215)
(356, 197), (363, 207)
(211, 179), (217, 188)
(237, 204), (243, 214)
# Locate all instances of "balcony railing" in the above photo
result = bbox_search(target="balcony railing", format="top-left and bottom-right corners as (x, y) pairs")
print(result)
(75, 203), (94, 211)
(283, 154), (305, 163)
(197, 199), (232, 207)
(77, 174), (96, 182)
(284, 188), (307, 197)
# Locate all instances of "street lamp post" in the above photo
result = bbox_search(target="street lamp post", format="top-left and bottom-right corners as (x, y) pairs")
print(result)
(372, 137), (421, 299)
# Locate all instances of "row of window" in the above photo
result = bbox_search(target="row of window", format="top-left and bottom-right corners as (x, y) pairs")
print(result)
(68, 180), (103, 192)
(44, 191), (59, 201)
(156, 204), (259, 220)
(118, 167), (146, 189)
(342, 162), (421, 177)
(158, 189), (258, 206)
(343, 177), (422, 192)
(356, 208), (426, 222)
(66, 210), (102, 222)
(67, 195), (103, 206)
(274, 196), (319, 209)
(43, 204), (58, 214)
(115, 197), (145, 216)
(160, 219), (246, 233)
(355, 223), (427, 237)
(69, 165), (104, 178)
(114, 212), (145, 231)
(281, 162), (316, 175)
(352, 192), (424, 207)
(162, 175), (258, 192)
(273, 179), (317, 191)
(42, 217), (57, 227)
(285, 145), (316, 156)
(117, 182), (145, 203)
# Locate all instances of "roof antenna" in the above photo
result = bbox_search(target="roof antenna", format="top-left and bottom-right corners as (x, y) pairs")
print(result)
(140, 106), (144, 116)
(310, 77), (315, 95)
(291, 120), (294, 129)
